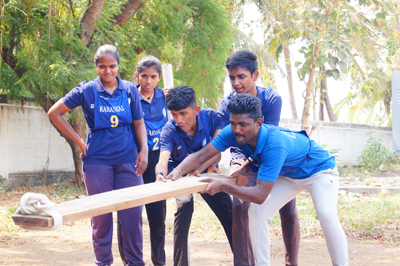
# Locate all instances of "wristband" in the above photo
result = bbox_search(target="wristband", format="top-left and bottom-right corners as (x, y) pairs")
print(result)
(156, 172), (165, 177)
(175, 167), (182, 178)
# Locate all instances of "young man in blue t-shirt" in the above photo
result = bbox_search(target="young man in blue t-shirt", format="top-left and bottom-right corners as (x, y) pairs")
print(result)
(155, 86), (233, 266)
(217, 50), (299, 266)
(167, 94), (349, 266)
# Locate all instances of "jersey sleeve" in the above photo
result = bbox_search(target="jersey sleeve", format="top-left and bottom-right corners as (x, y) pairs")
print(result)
(217, 98), (230, 129)
(211, 125), (236, 152)
(126, 81), (144, 121)
(206, 109), (220, 137)
(62, 81), (88, 110)
(160, 122), (177, 152)
(263, 91), (282, 126)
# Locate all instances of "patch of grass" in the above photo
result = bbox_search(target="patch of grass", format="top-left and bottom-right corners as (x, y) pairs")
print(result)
(338, 193), (400, 242)
(176, 192), (400, 244)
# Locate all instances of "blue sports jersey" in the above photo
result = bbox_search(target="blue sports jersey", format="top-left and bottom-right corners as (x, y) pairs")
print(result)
(135, 86), (168, 152)
(160, 108), (219, 172)
(211, 124), (336, 182)
(217, 86), (282, 160)
(62, 76), (143, 165)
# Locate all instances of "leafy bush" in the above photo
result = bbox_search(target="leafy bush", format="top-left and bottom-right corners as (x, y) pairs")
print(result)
(358, 135), (399, 173)
(0, 175), (7, 194)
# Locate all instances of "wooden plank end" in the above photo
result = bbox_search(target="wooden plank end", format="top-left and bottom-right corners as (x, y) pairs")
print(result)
(12, 213), (54, 228)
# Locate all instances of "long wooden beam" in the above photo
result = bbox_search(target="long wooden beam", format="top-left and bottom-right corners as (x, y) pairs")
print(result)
(12, 173), (235, 229)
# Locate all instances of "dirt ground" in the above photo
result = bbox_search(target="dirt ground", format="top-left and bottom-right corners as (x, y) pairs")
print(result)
(1, 217), (400, 266)
(1, 170), (400, 265)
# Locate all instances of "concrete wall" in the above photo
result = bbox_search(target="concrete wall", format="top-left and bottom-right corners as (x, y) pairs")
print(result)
(0, 103), (393, 185)
(0, 103), (74, 186)
(279, 118), (392, 166)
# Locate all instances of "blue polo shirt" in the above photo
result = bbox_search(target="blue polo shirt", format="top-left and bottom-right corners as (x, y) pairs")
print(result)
(135, 86), (168, 152)
(62, 76), (143, 165)
(160, 108), (219, 172)
(211, 124), (336, 182)
(217, 86), (282, 160)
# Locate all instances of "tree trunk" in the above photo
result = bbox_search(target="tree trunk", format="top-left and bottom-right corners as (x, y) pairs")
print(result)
(283, 44), (298, 119)
(67, 111), (87, 186)
(319, 67), (325, 121)
(301, 42), (321, 132)
(113, 0), (146, 27)
(79, 0), (106, 46)
(323, 70), (337, 122)
(324, 91), (337, 122)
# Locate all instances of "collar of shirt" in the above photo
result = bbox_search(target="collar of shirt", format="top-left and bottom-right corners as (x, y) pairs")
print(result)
(136, 86), (164, 102)
(248, 124), (270, 157)
(93, 76), (124, 96)
(174, 109), (205, 140)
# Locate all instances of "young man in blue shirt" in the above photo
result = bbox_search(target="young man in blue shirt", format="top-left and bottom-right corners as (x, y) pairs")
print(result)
(217, 50), (299, 266)
(155, 86), (233, 266)
(167, 94), (349, 266)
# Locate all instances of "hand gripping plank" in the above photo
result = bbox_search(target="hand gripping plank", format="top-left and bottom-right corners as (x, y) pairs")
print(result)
(12, 173), (235, 229)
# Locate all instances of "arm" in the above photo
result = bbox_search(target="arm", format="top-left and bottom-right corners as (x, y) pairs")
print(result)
(166, 143), (221, 181)
(189, 128), (222, 176)
(132, 118), (148, 175)
(200, 178), (274, 205)
(189, 153), (221, 176)
(47, 99), (86, 156)
(155, 150), (171, 182)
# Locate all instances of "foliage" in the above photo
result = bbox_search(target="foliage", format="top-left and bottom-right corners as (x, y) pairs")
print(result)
(358, 135), (400, 173)
(95, 0), (234, 108)
(0, 0), (234, 183)
(0, 0), (233, 108)
(242, 0), (398, 126)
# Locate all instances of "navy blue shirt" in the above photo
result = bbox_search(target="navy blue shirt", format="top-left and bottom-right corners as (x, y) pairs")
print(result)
(135, 86), (168, 152)
(62, 76), (143, 165)
(160, 108), (219, 172)
(217, 86), (282, 160)
(212, 124), (336, 182)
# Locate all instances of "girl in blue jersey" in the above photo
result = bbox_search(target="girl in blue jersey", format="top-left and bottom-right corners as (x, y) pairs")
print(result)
(118, 55), (168, 266)
(48, 44), (148, 266)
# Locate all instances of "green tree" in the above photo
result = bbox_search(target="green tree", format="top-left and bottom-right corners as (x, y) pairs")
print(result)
(239, 0), (397, 130)
(0, 0), (233, 184)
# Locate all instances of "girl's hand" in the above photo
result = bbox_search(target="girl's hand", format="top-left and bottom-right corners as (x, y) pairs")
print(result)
(163, 87), (170, 95)
(135, 149), (148, 175)
(79, 140), (87, 157)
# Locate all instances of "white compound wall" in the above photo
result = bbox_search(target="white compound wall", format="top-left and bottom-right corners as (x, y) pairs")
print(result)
(0, 103), (74, 185)
(0, 103), (394, 185)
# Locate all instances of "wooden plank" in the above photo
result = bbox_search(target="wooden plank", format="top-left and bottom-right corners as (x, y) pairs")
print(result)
(12, 173), (234, 228)
(12, 214), (54, 228)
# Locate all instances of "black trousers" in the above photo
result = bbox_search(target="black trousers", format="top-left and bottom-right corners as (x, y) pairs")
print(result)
(118, 150), (166, 266)
(173, 191), (233, 266)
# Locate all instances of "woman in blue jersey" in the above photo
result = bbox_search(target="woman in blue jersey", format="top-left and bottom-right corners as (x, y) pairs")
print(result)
(118, 55), (168, 266)
(48, 44), (148, 266)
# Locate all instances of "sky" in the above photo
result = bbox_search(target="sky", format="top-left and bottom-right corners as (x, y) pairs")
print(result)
(224, 3), (351, 120)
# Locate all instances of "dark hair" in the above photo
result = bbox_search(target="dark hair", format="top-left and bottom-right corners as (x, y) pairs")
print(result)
(94, 44), (120, 65)
(225, 50), (258, 76)
(136, 55), (162, 75)
(227, 94), (262, 121)
(166, 86), (197, 111)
